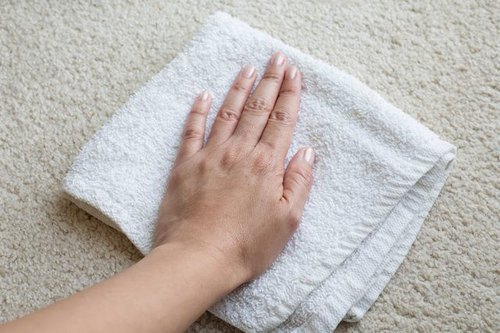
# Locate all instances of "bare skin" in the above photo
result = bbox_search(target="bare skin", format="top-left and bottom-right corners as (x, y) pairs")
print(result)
(1, 51), (314, 333)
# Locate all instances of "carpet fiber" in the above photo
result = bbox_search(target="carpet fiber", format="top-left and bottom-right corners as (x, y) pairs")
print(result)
(1, 1), (498, 331)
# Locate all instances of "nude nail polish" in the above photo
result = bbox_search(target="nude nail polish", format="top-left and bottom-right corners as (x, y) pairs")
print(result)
(272, 52), (285, 66)
(287, 65), (298, 80)
(241, 65), (256, 78)
(200, 90), (210, 101)
(304, 148), (314, 164)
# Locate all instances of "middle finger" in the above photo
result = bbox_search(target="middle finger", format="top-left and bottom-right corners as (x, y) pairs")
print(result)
(232, 51), (287, 146)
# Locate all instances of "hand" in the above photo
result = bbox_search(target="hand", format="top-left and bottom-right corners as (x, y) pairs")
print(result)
(154, 51), (315, 285)
(3, 52), (315, 333)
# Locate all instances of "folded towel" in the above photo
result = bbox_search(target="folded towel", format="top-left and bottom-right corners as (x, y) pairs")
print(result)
(63, 12), (456, 332)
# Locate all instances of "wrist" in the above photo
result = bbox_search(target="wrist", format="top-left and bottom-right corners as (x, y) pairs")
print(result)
(150, 240), (247, 296)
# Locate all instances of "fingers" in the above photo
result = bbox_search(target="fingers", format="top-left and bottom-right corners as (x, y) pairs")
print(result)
(282, 148), (315, 225)
(208, 65), (256, 146)
(233, 51), (288, 145)
(258, 65), (301, 159)
(176, 91), (211, 162)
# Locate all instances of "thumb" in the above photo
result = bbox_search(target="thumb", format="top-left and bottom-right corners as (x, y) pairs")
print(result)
(282, 147), (315, 218)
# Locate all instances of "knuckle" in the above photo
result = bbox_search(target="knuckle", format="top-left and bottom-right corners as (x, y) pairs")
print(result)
(251, 150), (274, 173)
(279, 85), (300, 96)
(287, 208), (302, 231)
(220, 147), (242, 168)
(231, 81), (249, 93)
(218, 106), (240, 122)
(197, 158), (210, 173)
(244, 98), (271, 115)
(269, 107), (293, 124)
(190, 106), (206, 115)
(183, 127), (203, 140)
(262, 71), (282, 82)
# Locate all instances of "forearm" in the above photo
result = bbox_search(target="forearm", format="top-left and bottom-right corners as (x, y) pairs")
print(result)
(3, 242), (241, 333)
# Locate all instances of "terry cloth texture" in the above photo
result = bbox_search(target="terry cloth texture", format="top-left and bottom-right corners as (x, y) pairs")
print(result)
(63, 12), (456, 332)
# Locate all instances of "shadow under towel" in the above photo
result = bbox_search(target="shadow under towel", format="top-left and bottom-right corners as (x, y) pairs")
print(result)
(63, 12), (456, 332)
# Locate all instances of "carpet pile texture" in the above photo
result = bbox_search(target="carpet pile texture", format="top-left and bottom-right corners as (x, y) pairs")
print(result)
(1, 1), (498, 331)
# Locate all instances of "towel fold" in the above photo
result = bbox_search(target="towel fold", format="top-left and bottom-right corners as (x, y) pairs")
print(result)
(63, 12), (456, 332)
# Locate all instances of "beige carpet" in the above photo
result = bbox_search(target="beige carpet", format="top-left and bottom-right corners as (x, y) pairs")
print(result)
(1, 0), (498, 331)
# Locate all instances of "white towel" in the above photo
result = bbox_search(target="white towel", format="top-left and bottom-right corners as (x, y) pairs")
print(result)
(63, 12), (456, 332)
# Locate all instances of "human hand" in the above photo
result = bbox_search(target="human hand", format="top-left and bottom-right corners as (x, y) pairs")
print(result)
(1, 52), (315, 333)
(153, 52), (314, 286)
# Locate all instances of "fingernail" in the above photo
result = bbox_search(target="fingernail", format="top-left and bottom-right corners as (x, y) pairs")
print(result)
(272, 52), (285, 66)
(287, 65), (298, 80)
(199, 90), (210, 101)
(241, 65), (256, 78)
(304, 148), (314, 164)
